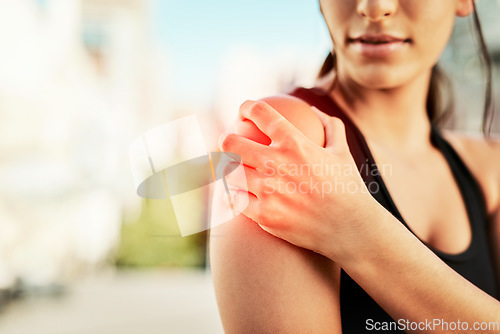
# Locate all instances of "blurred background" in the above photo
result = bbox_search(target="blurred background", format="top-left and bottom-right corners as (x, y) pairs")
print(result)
(0, 0), (498, 333)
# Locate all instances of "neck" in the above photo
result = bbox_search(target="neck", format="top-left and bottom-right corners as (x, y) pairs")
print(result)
(328, 69), (433, 153)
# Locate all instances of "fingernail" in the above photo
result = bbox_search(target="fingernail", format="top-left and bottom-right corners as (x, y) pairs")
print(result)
(231, 191), (245, 214)
(311, 106), (321, 114)
(218, 132), (229, 151)
(311, 106), (325, 121)
(240, 100), (256, 111)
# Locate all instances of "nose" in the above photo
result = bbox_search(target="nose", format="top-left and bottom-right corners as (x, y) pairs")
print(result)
(357, 0), (398, 21)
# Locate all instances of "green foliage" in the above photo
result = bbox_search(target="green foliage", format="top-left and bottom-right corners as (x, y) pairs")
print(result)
(116, 199), (207, 268)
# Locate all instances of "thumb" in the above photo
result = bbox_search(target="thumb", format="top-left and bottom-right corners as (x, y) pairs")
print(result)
(311, 106), (347, 150)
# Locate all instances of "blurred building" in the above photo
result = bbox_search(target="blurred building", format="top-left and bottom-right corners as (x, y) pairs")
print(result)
(0, 0), (173, 290)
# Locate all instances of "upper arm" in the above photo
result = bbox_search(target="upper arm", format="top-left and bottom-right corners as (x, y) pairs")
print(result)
(209, 95), (340, 333)
(210, 213), (341, 333)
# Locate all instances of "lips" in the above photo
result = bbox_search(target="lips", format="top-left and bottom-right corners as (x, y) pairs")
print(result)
(348, 34), (411, 57)
(349, 34), (411, 44)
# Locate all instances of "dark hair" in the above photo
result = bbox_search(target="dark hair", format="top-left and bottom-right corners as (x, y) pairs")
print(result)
(318, 1), (494, 136)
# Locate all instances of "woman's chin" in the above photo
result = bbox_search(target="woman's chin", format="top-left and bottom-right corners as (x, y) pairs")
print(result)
(352, 70), (412, 90)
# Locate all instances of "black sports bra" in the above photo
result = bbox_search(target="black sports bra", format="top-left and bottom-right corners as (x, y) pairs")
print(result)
(289, 86), (498, 334)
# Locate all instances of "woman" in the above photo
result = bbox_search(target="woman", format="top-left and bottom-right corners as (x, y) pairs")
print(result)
(211, 0), (500, 333)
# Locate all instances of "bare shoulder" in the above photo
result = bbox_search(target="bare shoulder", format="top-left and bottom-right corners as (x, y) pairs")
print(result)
(260, 95), (322, 134)
(209, 94), (338, 333)
(441, 129), (500, 173)
(442, 129), (500, 214)
(235, 94), (325, 147)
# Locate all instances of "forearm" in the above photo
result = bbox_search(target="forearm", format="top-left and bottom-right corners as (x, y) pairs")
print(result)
(334, 201), (500, 333)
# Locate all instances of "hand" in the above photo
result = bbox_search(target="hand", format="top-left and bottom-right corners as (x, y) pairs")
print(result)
(218, 100), (381, 261)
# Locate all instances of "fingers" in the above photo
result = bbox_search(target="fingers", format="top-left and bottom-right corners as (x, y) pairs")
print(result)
(223, 163), (263, 198)
(233, 118), (271, 146)
(311, 106), (347, 150)
(311, 105), (330, 126)
(238, 100), (300, 144)
(219, 132), (268, 169)
(230, 188), (260, 223)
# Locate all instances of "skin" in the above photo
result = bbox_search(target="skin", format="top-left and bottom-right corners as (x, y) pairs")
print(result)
(233, 95), (325, 147)
(211, 0), (500, 332)
(210, 98), (340, 333)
